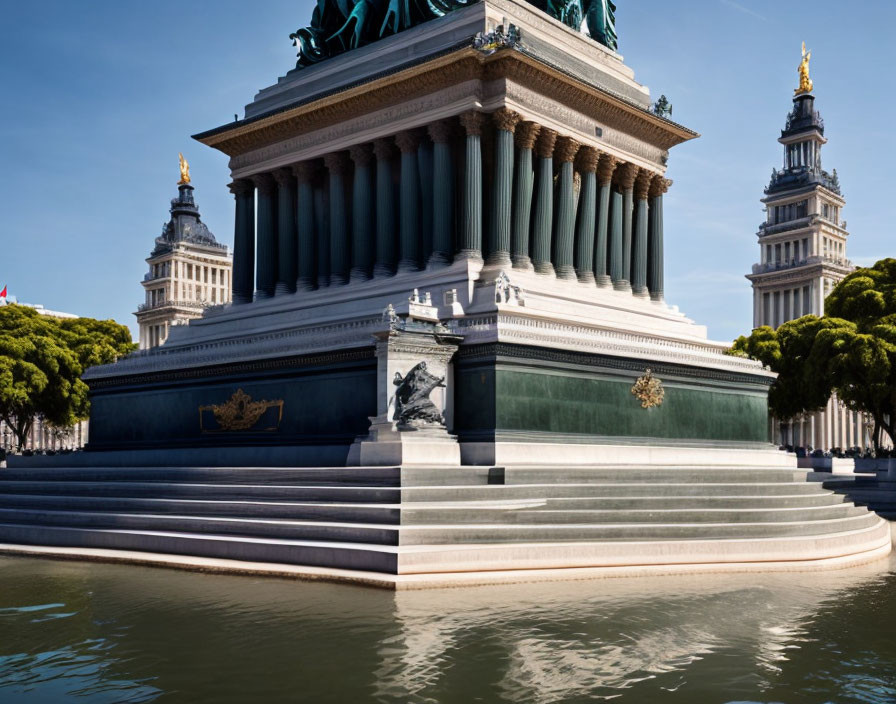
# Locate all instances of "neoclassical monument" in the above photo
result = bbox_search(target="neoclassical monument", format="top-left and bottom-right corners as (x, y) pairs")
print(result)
(1, 2), (888, 586)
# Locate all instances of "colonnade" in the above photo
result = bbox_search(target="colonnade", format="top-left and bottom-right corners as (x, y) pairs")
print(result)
(228, 110), (670, 304)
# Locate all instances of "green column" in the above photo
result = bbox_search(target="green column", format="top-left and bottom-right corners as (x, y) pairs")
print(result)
(532, 128), (557, 275)
(427, 121), (454, 266)
(457, 111), (484, 260)
(349, 144), (374, 281)
(512, 122), (540, 270)
(273, 168), (297, 295)
(324, 152), (349, 285)
(417, 138), (434, 264)
(395, 131), (421, 272)
(552, 136), (580, 280)
(648, 176), (669, 301)
(253, 173), (277, 299)
(615, 162), (637, 292)
(228, 179), (255, 304)
(372, 138), (396, 276)
(293, 162), (316, 291)
(574, 147), (598, 284)
(594, 154), (617, 287)
(487, 109), (521, 267)
(632, 169), (651, 298)
(609, 188), (623, 286)
(313, 178), (330, 288)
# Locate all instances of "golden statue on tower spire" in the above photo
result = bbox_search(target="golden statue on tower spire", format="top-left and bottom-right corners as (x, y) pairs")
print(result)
(795, 41), (813, 96)
(178, 153), (191, 185)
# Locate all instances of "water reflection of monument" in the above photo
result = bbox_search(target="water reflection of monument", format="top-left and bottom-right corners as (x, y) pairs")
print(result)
(1, 0), (889, 584)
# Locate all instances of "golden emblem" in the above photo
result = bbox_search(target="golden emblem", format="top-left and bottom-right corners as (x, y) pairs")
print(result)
(199, 389), (284, 432)
(795, 41), (813, 96)
(631, 369), (664, 409)
(178, 152), (191, 185)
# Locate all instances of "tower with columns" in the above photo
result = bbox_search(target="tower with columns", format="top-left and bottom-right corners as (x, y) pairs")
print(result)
(746, 52), (866, 451)
(135, 165), (233, 349)
(85, 0), (779, 465)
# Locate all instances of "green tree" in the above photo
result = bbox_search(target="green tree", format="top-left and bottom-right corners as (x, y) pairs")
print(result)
(730, 258), (896, 452)
(0, 305), (135, 451)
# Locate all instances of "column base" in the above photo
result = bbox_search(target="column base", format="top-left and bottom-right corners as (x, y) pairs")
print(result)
(296, 278), (315, 292)
(455, 249), (484, 263)
(534, 261), (555, 276)
(555, 266), (577, 281)
(577, 271), (596, 285)
(511, 255), (534, 271)
(373, 264), (395, 278)
(650, 291), (665, 303)
(232, 294), (253, 305)
(426, 253), (452, 268)
(485, 251), (513, 267)
(632, 287), (650, 299)
(255, 290), (274, 301)
(397, 260), (420, 274)
(274, 283), (296, 296)
(612, 280), (632, 292)
(346, 417), (461, 467)
(595, 274), (612, 288)
(349, 268), (371, 283)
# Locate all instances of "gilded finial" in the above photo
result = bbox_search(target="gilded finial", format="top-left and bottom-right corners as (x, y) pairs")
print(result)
(795, 41), (813, 96)
(178, 153), (191, 185)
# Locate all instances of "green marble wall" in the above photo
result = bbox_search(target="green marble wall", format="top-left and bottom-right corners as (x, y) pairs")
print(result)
(454, 345), (771, 445)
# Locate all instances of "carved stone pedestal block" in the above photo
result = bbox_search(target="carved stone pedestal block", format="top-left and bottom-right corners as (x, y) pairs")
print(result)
(347, 308), (463, 467)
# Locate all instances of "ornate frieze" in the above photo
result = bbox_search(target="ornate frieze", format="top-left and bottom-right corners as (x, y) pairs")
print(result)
(199, 389), (284, 433)
(631, 369), (664, 408)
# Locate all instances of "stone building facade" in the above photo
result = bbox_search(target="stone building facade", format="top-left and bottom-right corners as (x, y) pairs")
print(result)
(135, 171), (232, 349)
(746, 70), (866, 451)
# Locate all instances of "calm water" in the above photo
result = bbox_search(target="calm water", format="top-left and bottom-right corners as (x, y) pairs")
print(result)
(1, 555), (895, 703)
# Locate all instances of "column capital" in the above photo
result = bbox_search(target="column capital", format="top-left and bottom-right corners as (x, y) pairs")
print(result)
(554, 136), (581, 164)
(394, 130), (422, 153)
(272, 167), (295, 187)
(596, 153), (619, 186)
(613, 162), (638, 191)
(459, 110), (485, 136)
(491, 108), (522, 133)
(427, 120), (455, 144)
(575, 146), (600, 173)
(649, 174), (672, 198)
(252, 173), (276, 193)
(534, 127), (558, 158)
(292, 161), (318, 182)
(372, 137), (395, 160)
(227, 179), (254, 196)
(323, 151), (349, 174)
(634, 169), (653, 200)
(349, 143), (374, 166)
(515, 121), (541, 150)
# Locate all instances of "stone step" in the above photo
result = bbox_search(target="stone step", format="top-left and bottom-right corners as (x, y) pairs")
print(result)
(401, 481), (830, 500)
(0, 494), (399, 524)
(396, 519), (892, 572)
(0, 466), (401, 486)
(0, 509), (398, 545)
(400, 503), (866, 526)
(0, 523), (399, 573)
(396, 512), (882, 545)
(502, 466), (809, 485)
(0, 482), (399, 503)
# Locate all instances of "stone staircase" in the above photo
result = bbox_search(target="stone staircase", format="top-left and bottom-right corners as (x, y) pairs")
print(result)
(0, 464), (889, 584)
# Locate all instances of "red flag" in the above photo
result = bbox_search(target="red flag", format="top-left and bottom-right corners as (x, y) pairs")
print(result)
(0, 286), (6, 299)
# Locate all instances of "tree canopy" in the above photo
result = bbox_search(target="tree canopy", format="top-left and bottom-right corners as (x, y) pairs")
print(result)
(730, 258), (896, 452)
(0, 305), (135, 451)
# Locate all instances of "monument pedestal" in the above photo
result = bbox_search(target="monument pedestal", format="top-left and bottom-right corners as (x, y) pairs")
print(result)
(347, 418), (461, 466)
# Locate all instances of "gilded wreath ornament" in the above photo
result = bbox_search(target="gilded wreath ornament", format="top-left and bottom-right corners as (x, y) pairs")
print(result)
(199, 389), (284, 432)
(631, 369), (664, 409)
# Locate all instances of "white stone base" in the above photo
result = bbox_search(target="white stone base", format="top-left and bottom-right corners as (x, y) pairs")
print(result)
(460, 441), (797, 467)
(347, 419), (461, 467)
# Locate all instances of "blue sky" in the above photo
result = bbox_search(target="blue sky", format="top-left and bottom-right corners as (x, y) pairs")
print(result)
(1, 1), (893, 342)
